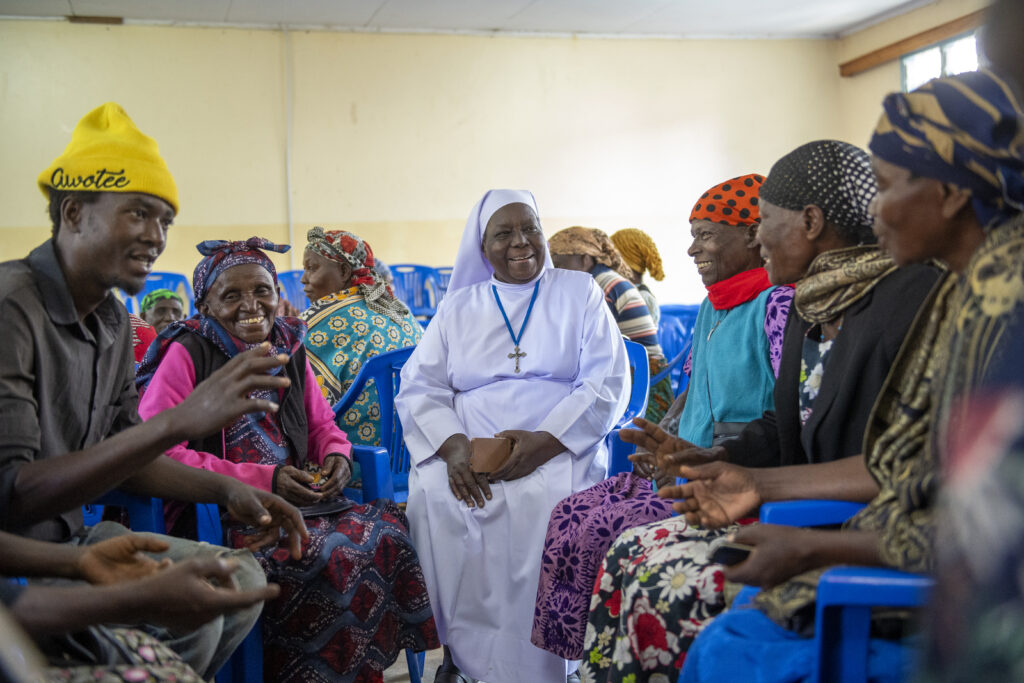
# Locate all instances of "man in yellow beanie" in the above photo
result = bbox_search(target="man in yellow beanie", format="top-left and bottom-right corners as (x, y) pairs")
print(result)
(0, 103), (310, 677)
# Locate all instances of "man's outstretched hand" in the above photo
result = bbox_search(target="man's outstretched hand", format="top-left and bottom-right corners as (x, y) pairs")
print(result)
(620, 418), (725, 475)
(659, 461), (762, 528)
(223, 482), (309, 560)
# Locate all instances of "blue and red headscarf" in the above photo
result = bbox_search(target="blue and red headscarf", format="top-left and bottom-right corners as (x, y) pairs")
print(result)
(138, 237), (306, 394)
(192, 237), (290, 304)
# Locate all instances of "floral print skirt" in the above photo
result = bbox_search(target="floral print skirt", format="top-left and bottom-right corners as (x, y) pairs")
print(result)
(580, 516), (736, 682)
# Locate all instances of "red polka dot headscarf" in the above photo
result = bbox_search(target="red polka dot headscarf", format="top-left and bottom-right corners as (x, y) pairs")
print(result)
(688, 173), (765, 227)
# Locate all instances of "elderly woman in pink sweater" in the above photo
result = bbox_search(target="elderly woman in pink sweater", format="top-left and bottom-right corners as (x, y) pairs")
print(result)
(136, 238), (438, 683)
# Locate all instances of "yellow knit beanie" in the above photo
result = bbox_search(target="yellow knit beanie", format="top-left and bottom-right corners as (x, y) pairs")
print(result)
(37, 102), (179, 214)
(610, 228), (665, 281)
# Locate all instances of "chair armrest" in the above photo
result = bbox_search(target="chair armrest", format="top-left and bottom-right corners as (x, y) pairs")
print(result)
(760, 500), (866, 527)
(651, 345), (690, 387)
(813, 566), (932, 683)
(352, 445), (394, 502)
(94, 490), (165, 534)
(816, 566), (933, 610)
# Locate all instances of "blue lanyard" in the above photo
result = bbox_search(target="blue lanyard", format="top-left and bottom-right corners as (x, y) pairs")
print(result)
(492, 281), (540, 347)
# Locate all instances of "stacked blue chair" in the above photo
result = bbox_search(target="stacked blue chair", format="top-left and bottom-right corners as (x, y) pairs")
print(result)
(389, 265), (441, 322)
(654, 304), (700, 396)
(435, 266), (453, 297)
(720, 500), (933, 683)
(116, 271), (194, 316)
(276, 269), (309, 311)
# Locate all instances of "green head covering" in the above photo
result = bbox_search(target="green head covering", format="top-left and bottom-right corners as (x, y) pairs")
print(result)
(140, 288), (183, 315)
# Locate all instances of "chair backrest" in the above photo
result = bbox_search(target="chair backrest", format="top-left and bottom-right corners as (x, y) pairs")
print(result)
(116, 271), (194, 317)
(658, 303), (700, 394)
(435, 266), (453, 297)
(277, 269), (309, 310)
(389, 264), (441, 319)
(620, 340), (650, 427)
(331, 347), (416, 487)
(657, 304), (700, 358)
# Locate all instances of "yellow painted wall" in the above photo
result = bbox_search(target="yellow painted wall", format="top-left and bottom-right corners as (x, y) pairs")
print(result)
(836, 0), (988, 147)
(0, 20), (841, 304)
(0, 4), (987, 304)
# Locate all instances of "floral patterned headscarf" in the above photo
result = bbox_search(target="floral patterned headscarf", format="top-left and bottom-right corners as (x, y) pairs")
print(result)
(305, 227), (410, 323)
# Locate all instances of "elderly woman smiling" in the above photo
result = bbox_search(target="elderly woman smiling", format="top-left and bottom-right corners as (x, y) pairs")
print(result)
(299, 227), (423, 445)
(135, 238), (438, 683)
(396, 191), (629, 683)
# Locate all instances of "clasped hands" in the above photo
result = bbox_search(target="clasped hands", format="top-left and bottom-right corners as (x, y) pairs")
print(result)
(274, 454), (352, 506)
(438, 430), (565, 509)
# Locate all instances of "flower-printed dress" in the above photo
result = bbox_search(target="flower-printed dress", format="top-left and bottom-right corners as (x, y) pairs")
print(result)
(579, 517), (737, 682)
(798, 334), (835, 425)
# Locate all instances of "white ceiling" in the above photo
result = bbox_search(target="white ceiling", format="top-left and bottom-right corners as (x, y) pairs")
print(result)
(0, 0), (935, 38)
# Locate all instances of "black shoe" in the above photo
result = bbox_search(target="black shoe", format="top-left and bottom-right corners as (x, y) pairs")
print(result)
(434, 669), (475, 683)
(435, 645), (476, 683)
(567, 672), (582, 683)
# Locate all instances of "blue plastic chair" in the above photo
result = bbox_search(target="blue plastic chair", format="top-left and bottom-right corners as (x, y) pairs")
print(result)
(115, 272), (195, 317)
(389, 265), (441, 321)
(332, 347), (415, 504)
(81, 489), (166, 534)
(604, 340), (651, 476)
(435, 266), (453, 297)
(621, 340), (651, 427)
(724, 500), (932, 683)
(655, 304), (700, 396)
(142, 272), (194, 316)
(606, 428), (638, 477)
(277, 269), (309, 311)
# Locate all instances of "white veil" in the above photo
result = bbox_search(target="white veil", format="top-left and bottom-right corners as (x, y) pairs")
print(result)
(446, 189), (554, 293)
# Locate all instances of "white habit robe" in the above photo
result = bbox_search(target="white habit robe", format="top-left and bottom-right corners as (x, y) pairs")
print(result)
(396, 266), (629, 683)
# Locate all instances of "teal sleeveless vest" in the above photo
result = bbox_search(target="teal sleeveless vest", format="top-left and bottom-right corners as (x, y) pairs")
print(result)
(676, 288), (777, 448)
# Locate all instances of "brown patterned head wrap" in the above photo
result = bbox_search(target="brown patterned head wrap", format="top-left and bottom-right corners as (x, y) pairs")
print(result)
(547, 226), (633, 279)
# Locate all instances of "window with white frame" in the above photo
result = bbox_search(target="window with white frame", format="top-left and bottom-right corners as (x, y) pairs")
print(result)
(901, 31), (979, 92)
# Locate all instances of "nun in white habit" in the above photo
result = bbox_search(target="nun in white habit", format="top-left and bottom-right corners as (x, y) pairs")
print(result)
(396, 190), (629, 683)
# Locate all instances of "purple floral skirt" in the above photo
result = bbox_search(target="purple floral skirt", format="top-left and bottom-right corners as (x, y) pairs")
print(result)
(531, 473), (675, 659)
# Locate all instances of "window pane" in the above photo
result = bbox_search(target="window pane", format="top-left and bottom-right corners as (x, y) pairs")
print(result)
(904, 47), (942, 91)
(943, 34), (978, 76)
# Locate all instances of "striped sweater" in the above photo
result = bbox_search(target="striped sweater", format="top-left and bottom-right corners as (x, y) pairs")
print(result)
(591, 264), (664, 358)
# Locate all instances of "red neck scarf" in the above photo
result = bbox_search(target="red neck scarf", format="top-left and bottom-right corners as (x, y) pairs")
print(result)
(706, 267), (772, 310)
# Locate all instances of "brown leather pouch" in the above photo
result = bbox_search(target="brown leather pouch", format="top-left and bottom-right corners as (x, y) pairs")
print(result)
(469, 437), (513, 473)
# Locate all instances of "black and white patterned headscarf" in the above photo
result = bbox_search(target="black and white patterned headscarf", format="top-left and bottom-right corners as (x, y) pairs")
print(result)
(759, 140), (878, 244)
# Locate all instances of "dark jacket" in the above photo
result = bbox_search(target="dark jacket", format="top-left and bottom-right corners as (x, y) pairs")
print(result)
(722, 263), (941, 468)
(176, 332), (310, 465)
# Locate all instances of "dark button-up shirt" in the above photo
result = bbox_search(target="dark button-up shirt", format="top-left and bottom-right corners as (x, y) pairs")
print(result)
(0, 240), (140, 541)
